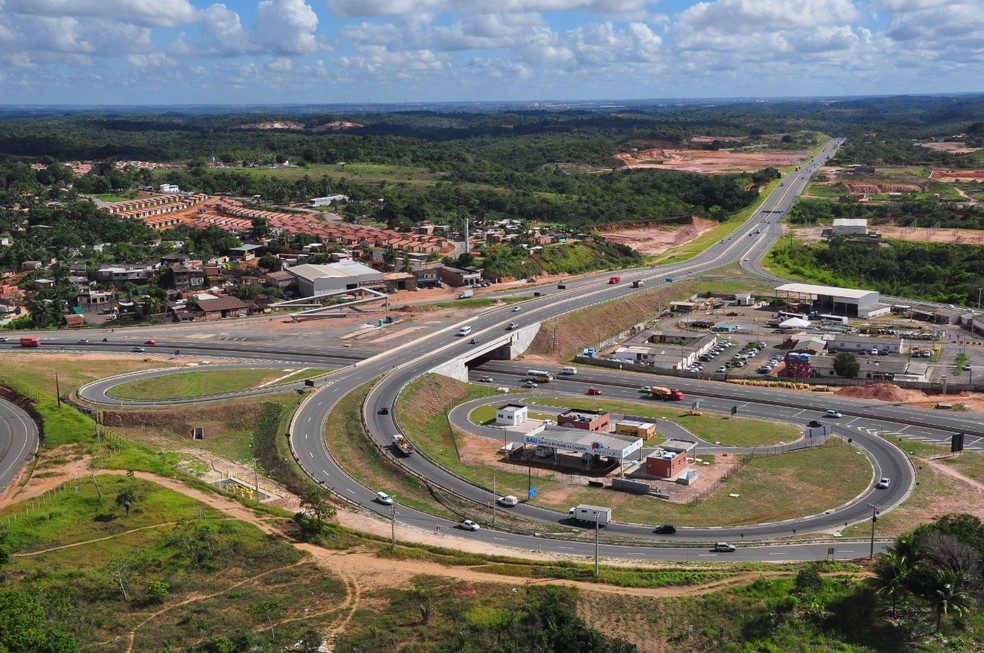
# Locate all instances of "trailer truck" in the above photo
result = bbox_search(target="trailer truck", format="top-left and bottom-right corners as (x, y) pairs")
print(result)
(391, 434), (414, 456)
(458, 289), (474, 299)
(568, 504), (612, 526)
(650, 386), (685, 401)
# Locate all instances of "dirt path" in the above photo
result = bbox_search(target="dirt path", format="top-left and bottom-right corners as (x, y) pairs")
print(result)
(922, 457), (984, 494)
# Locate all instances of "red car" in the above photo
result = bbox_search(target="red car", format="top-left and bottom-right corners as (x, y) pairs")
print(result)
(587, 387), (602, 395)
(144, 340), (156, 345)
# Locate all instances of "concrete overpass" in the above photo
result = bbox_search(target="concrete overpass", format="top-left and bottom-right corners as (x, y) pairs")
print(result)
(429, 323), (541, 381)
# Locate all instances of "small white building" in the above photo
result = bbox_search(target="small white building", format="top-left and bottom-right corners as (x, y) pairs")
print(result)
(309, 194), (349, 207)
(831, 218), (868, 236)
(160, 184), (180, 194)
(496, 403), (528, 427)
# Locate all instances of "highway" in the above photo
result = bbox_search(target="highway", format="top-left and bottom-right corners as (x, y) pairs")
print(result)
(0, 396), (40, 493)
(6, 138), (923, 559)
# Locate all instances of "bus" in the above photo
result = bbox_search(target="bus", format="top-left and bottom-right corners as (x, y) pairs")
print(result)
(526, 370), (554, 382)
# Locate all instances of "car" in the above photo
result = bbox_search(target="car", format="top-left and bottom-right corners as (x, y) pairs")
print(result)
(478, 376), (494, 383)
(717, 366), (728, 373)
(807, 420), (824, 428)
(824, 410), (842, 418)
(544, 419), (555, 426)
(512, 306), (522, 312)
(640, 386), (651, 392)
(922, 350), (932, 358)
(964, 363), (972, 371)
(497, 495), (519, 507)
(375, 491), (394, 505)
(144, 339), (156, 345)
(131, 347), (145, 352)
(876, 477), (891, 489)
(522, 380), (538, 388)
(587, 387), (602, 395)
(460, 519), (480, 531)
(469, 338), (479, 345)
(654, 524), (677, 535)
(507, 322), (519, 330)
(713, 542), (737, 552)
(0, 337), (8, 342)
(78, 338), (89, 343)
(377, 407), (389, 415)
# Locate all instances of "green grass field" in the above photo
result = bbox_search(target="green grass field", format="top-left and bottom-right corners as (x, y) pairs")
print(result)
(110, 367), (328, 399)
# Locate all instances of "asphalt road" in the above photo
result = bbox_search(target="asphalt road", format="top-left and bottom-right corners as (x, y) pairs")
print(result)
(0, 396), (40, 493)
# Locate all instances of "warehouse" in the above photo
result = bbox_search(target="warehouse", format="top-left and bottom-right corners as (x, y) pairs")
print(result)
(285, 262), (384, 297)
(774, 282), (887, 319)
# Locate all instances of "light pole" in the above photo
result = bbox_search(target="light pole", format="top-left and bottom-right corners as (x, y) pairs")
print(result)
(977, 287), (983, 311)
(594, 510), (600, 576)
(869, 504), (879, 559)
(492, 476), (496, 526)
(390, 502), (396, 551)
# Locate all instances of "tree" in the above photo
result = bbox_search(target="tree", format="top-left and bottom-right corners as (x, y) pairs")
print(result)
(146, 580), (171, 604)
(0, 588), (79, 652)
(115, 488), (136, 516)
(929, 569), (971, 632)
(874, 549), (913, 617)
(302, 489), (334, 523)
(833, 352), (860, 378)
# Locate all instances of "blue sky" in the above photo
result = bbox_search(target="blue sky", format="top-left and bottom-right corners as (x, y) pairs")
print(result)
(0, 0), (981, 105)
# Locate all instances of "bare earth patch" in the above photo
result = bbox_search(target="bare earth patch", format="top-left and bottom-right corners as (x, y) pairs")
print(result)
(599, 217), (720, 256)
(615, 147), (810, 174)
(791, 225), (984, 246)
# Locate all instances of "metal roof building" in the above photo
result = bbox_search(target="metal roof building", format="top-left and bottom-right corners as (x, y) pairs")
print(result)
(774, 283), (881, 318)
(285, 262), (384, 297)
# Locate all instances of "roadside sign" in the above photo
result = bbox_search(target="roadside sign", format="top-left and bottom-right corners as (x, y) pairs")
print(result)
(528, 487), (537, 498)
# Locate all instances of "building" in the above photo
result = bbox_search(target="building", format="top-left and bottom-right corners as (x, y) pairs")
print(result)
(95, 264), (156, 287)
(196, 296), (249, 320)
(774, 282), (887, 319)
(826, 335), (904, 354)
(285, 262), (384, 297)
(645, 439), (696, 479)
(831, 218), (868, 236)
(171, 265), (206, 292)
(264, 270), (296, 293)
(438, 266), (482, 288)
(159, 184), (180, 193)
(557, 409), (610, 432)
(523, 428), (643, 473)
(495, 403), (528, 427)
(614, 420), (658, 439)
(309, 195), (349, 207)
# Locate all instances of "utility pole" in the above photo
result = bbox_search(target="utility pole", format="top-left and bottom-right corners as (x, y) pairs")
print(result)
(977, 287), (983, 311)
(253, 458), (259, 504)
(492, 476), (496, 526)
(594, 511), (601, 576)
(390, 503), (396, 551)
(869, 504), (879, 559)
(55, 372), (61, 408)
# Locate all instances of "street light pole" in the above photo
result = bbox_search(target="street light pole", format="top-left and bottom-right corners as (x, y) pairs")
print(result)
(492, 475), (496, 526)
(594, 511), (600, 576)
(869, 504), (879, 559)
(977, 287), (983, 310)
(390, 503), (396, 551)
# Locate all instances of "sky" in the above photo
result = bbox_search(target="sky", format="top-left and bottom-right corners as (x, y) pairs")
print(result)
(0, 0), (981, 105)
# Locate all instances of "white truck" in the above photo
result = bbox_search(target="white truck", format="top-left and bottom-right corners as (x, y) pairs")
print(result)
(391, 434), (414, 456)
(568, 504), (612, 526)
(458, 289), (474, 299)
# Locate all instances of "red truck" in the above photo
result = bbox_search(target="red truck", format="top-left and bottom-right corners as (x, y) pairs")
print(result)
(650, 386), (685, 401)
(19, 337), (40, 347)
(608, 276), (621, 284)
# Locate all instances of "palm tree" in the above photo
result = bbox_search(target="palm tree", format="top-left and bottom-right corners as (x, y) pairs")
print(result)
(874, 550), (912, 617)
(930, 569), (971, 633)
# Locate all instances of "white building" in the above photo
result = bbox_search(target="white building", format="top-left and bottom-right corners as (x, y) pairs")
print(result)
(831, 218), (868, 236)
(309, 194), (349, 207)
(496, 403), (528, 427)
(285, 262), (384, 297)
(160, 184), (180, 194)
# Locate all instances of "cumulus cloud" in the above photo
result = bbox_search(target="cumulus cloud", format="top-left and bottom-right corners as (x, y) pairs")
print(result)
(255, 0), (323, 54)
(327, 0), (656, 20)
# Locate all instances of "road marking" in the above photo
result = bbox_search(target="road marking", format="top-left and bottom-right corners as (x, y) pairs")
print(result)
(769, 553), (788, 556)
(322, 470), (330, 477)
(345, 487), (355, 494)
(308, 451), (313, 458)
(305, 433), (308, 439)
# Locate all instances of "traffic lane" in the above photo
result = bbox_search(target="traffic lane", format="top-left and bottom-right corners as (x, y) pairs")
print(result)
(0, 397), (40, 492)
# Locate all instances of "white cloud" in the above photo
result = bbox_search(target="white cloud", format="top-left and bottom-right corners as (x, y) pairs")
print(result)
(327, 0), (656, 20)
(255, 0), (324, 54)
(4, 0), (199, 27)
(128, 52), (175, 67)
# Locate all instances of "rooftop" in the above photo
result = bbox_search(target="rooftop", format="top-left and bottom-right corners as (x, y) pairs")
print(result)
(775, 282), (878, 300)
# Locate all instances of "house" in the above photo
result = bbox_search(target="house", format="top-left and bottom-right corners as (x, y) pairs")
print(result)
(439, 266), (483, 288)
(95, 264), (156, 288)
(196, 296), (249, 321)
(645, 440), (695, 479)
(264, 270), (296, 292)
(171, 265), (206, 292)
(831, 219), (869, 237)
(21, 261), (43, 271)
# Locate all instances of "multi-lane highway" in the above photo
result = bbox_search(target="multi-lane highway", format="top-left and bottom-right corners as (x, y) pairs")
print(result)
(6, 138), (936, 559)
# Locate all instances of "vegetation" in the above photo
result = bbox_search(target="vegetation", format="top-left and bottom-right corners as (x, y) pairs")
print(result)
(109, 368), (326, 400)
(788, 197), (984, 230)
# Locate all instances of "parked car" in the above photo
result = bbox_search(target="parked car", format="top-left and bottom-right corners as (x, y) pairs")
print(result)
(713, 542), (737, 552)
(375, 491), (394, 505)
(824, 410), (843, 418)
(717, 366), (728, 373)
(876, 477), (891, 489)
(654, 524), (677, 535)
(587, 387), (603, 395)
(460, 519), (480, 531)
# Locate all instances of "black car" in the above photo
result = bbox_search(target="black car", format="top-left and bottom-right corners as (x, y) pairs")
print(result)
(807, 420), (824, 428)
(654, 524), (677, 535)
(377, 407), (389, 415)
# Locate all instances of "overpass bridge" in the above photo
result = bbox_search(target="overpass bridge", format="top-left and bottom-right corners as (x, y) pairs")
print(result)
(429, 323), (541, 381)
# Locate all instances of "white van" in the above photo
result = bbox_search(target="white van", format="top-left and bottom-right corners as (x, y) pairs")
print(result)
(562, 366), (578, 375)
(457, 326), (472, 336)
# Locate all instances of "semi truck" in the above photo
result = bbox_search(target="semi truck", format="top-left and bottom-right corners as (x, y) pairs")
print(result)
(651, 386), (685, 401)
(458, 289), (474, 299)
(391, 434), (414, 456)
(568, 504), (612, 526)
(19, 337), (40, 347)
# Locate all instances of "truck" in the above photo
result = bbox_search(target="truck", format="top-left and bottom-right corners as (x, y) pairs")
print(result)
(458, 289), (474, 299)
(631, 280), (643, 288)
(568, 504), (612, 526)
(650, 386), (685, 401)
(608, 276), (621, 284)
(391, 434), (414, 456)
(19, 337), (40, 347)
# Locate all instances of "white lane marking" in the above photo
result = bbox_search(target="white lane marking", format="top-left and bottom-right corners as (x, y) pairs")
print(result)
(308, 451), (314, 458)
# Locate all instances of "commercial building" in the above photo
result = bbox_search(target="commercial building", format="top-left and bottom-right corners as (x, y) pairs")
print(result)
(285, 262), (384, 297)
(614, 420), (658, 439)
(774, 282), (887, 319)
(645, 439), (696, 480)
(831, 218), (868, 236)
(523, 429), (643, 472)
(556, 409), (610, 432)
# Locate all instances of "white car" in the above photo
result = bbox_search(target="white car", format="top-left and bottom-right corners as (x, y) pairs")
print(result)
(512, 306), (522, 312)
(460, 519), (480, 531)
(713, 542), (736, 552)
(824, 410), (843, 418)
(640, 386), (651, 392)
(522, 380), (538, 388)
(507, 322), (519, 330)
(876, 477), (891, 489)
(497, 495), (518, 507)
(375, 491), (394, 505)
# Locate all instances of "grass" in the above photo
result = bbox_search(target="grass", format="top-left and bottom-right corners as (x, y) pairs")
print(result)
(212, 162), (448, 188)
(4, 352), (176, 394)
(110, 367), (328, 399)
